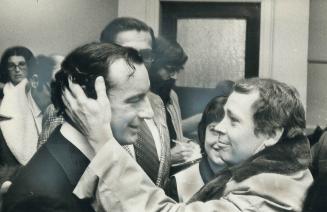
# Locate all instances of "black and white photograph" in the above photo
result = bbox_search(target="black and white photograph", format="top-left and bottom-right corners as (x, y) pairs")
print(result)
(0, 0), (325, 211)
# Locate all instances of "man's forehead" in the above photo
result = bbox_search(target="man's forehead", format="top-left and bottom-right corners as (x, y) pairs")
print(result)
(225, 91), (259, 117)
(115, 30), (152, 51)
(108, 58), (149, 88)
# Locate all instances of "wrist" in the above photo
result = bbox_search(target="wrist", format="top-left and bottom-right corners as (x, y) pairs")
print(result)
(90, 126), (114, 154)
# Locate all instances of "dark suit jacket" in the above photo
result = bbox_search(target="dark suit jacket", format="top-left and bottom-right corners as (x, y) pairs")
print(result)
(2, 126), (94, 212)
(303, 132), (327, 211)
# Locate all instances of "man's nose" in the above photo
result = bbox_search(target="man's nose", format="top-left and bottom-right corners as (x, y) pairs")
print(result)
(214, 118), (227, 135)
(138, 96), (154, 119)
(169, 71), (178, 80)
(14, 66), (21, 72)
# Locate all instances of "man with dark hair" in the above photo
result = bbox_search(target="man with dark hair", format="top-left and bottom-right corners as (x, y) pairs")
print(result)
(149, 37), (200, 166)
(69, 78), (312, 211)
(2, 42), (153, 212)
(100, 17), (173, 188)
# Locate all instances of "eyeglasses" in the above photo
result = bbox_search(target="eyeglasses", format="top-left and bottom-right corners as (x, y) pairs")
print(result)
(138, 49), (155, 64)
(7, 62), (27, 70)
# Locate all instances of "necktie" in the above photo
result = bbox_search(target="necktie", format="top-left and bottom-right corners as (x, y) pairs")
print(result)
(134, 120), (160, 184)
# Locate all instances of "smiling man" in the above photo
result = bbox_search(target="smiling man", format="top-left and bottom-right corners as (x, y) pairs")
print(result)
(2, 43), (153, 212)
(69, 78), (312, 212)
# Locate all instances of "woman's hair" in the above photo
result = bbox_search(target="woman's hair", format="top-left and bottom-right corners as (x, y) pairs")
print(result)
(197, 96), (228, 154)
(0, 46), (35, 83)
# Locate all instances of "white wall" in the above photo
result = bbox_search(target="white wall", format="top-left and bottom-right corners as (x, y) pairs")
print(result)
(270, 0), (310, 109)
(0, 0), (118, 56)
(307, 0), (327, 127)
(118, 0), (310, 109)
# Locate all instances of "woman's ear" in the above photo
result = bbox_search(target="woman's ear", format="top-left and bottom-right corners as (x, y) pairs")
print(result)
(265, 128), (284, 147)
(30, 74), (39, 88)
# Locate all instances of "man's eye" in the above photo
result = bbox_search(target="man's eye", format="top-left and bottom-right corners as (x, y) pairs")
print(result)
(230, 117), (239, 126)
(127, 96), (142, 103)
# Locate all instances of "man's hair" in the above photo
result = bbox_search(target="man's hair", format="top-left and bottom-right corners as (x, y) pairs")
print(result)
(198, 96), (228, 154)
(100, 17), (155, 48)
(150, 37), (188, 72)
(0, 46), (35, 83)
(234, 78), (306, 139)
(51, 42), (143, 120)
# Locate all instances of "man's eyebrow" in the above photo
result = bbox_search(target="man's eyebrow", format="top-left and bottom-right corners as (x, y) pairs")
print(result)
(227, 109), (240, 120)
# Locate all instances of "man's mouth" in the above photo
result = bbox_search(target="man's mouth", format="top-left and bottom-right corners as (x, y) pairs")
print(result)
(14, 75), (24, 79)
(217, 140), (229, 149)
(129, 125), (139, 132)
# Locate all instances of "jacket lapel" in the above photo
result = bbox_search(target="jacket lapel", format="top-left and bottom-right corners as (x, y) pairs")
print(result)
(45, 127), (90, 186)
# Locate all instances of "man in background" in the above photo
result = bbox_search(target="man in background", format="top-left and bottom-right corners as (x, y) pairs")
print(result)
(100, 17), (172, 187)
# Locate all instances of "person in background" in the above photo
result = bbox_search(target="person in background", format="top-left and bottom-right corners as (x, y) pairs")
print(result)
(0, 46), (35, 99)
(168, 96), (228, 202)
(0, 54), (58, 185)
(303, 131), (327, 211)
(37, 54), (65, 148)
(150, 37), (200, 167)
(100, 17), (171, 188)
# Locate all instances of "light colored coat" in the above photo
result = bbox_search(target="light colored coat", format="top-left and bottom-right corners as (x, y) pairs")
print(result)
(74, 135), (313, 212)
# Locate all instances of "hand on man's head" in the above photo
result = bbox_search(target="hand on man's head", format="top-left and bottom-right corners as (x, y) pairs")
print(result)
(62, 76), (113, 153)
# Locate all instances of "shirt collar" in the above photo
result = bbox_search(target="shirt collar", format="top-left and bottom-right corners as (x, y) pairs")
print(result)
(60, 122), (95, 160)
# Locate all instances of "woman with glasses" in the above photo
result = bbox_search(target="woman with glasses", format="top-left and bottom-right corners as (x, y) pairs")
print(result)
(0, 46), (35, 87)
(0, 46), (37, 186)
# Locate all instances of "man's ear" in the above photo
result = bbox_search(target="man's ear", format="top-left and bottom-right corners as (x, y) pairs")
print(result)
(265, 128), (284, 147)
(30, 74), (39, 89)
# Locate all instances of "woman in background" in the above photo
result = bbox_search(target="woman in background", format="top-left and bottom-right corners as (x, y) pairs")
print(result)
(168, 95), (230, 202)
(0, 46), (35, 98)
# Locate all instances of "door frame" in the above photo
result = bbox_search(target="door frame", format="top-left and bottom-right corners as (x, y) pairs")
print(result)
(118, 0), (274, 78)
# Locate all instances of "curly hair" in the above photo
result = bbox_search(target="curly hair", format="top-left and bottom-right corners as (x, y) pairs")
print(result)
(0, 46), (35, 83)
(51, 42), (143, 121)
(234, 78), (306, 139)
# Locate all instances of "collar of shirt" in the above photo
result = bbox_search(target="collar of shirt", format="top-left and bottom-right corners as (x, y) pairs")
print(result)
(60, 122), (95, 160)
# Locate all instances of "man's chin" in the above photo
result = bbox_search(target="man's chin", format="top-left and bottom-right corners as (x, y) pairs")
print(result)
(117, 133), (138, 145)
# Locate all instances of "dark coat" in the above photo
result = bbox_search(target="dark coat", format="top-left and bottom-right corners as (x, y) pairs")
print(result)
(0, 129), (20, 185)
(2, 126), (94, 212)
(303, 131), (327, 212)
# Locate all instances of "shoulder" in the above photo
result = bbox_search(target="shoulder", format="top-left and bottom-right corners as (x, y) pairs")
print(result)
(224, 169), (313, 211)
(148, 91), (164, 106)
(170, 90), (179, 101)
(174, 163), (204, 202)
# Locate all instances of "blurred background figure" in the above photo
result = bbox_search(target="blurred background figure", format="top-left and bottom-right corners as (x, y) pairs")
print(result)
(150, 37), (200, 168)
(37, 54), (65, 148)
(0, 54), (62, 185)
